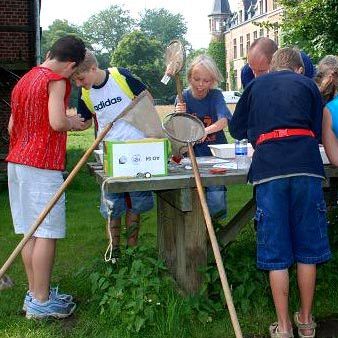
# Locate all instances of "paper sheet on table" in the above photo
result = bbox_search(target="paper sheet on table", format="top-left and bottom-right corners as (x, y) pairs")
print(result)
(180, 157), (229, 166)
(213, 162), (238, 170)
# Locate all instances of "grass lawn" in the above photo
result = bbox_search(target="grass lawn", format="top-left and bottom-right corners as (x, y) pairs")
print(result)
(1, 127), (338, 338)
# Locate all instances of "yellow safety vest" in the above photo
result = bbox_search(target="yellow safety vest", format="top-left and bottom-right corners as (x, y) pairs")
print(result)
(81, 67), (135, 112)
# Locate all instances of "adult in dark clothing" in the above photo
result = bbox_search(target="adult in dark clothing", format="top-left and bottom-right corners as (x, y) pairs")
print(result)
(230, 48), (331, 338)
(241, 37), (315, 88)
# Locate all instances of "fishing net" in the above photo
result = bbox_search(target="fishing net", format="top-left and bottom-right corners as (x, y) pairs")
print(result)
(161, 40), (185, 84)
(162, 112), (205, 144)
(120, 91), (164, 138)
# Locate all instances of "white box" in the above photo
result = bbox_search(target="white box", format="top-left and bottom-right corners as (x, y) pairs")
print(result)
(208, 143), (254, 159)
(104, 139), (169, 178)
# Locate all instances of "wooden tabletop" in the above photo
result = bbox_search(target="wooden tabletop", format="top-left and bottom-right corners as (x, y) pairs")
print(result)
(88, 161), (249, 193)
(88, 159), (338, 193)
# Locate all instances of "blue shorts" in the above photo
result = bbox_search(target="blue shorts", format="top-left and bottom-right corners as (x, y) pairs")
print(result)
(100, 191), (154, 219)
(255, 176), (331, 270)
(206, 186), (227, 219)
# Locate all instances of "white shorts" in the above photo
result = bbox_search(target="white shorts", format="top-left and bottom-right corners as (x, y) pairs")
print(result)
(8, 163), (66, 239)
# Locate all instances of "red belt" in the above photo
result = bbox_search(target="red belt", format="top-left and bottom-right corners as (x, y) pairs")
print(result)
(256, 128), (315, 145)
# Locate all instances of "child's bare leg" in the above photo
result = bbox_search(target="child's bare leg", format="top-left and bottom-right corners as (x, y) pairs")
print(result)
(21, 237), (35, 293)
(126, 210), (140, 247)
(32, 238), (56, 302)
(269, 269), (292, 333)
(109, 217), (121, 249)
(296, 263), (316, 336)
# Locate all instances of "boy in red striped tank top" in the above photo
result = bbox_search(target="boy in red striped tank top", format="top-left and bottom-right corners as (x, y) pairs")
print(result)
(6, 36), (86, 319)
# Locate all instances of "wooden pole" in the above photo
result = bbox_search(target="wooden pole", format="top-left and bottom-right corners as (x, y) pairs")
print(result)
(168, 42), (243, 336)
(187, 143), (243, 338)
(0, 91), (149, 279)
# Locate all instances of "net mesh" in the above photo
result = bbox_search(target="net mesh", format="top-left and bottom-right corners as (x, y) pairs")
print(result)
(165, 40), (185, 75)
(162, 113), (205, 144)
(120, 91), (164, 138)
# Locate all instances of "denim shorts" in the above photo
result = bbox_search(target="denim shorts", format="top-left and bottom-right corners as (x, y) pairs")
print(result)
(206, 186), (227, 219)
(100, 191), (154, 219)
(255, 176), (331, 270)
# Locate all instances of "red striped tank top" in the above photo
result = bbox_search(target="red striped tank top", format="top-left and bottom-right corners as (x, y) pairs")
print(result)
(6, 67), (71, 170)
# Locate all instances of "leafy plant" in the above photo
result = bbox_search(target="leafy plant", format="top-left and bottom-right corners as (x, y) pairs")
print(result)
(89, 244), (171, 333)
(280, 0), (338, 62)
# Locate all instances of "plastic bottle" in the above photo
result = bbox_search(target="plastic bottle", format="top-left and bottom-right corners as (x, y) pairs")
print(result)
(235, 139), (250, 169)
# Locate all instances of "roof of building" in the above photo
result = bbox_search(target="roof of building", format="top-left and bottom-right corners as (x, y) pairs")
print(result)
(210, 0), (231, 15)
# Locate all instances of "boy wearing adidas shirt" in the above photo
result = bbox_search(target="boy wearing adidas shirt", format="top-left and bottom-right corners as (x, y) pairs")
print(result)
(74, 50), (154, 259)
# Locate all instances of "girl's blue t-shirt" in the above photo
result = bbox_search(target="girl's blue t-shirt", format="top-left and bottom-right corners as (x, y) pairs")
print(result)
(326, 95), (338, 138)
(177, 88), (232, 157)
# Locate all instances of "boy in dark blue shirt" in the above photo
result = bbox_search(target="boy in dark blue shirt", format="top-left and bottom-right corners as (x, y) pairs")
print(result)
(230, 48), (331, 338)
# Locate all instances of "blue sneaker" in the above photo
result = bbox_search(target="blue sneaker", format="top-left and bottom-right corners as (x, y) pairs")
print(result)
(26, 297), (76, 319)
(23, 288), (73, 312)
(50, 287), (73, 302)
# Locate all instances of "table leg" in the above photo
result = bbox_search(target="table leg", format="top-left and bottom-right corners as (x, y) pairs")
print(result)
(157, 188), (207, 294)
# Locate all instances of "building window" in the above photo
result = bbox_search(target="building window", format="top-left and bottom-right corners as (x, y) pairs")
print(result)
(259, 0), (264, 14)
(240, 36), (244, 57)
(239, 10), (243, 23)
(273, 0), (278, 10)
(253, 31), (258, 40)
(266, 29), (270, 38)
(215, 20), (220, 32)
(233, 38), (237, 59)
(274, 27), (279, 46)
(246, 33), (251, 53)
(260, 28), (264, 37)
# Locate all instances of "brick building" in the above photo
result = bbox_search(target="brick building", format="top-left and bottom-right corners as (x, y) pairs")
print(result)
(0, 0), (41, 179)
(209, 0), (282, 90)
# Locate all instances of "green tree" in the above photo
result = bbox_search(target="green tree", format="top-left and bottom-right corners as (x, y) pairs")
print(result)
(139, 8), (188, 47)
(208, 39), (226, 89)
(281, 0), (338, 61)
(41, 20), (91, 107)
(41, 19), (87, 59)
(111, 31), (176, 101)
(82, 5), (135, 55)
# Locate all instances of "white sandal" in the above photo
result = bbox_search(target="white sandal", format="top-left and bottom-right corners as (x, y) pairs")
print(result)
(269, 322), (294, 338)
(294, 312), (317, 338)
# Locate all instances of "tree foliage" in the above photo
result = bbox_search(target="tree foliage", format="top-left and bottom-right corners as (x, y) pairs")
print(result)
(280, 0), (338, 62)
(82, 5), (135, 54)
(139, 8), (188, 47)
(208, 40), (226, 89)
(41, 19), (87, 60)
(111, 31), (176, 100)
(41, 6), (192, 101)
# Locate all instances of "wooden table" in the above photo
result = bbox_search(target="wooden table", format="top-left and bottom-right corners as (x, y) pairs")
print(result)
(88, 160), (338, 294)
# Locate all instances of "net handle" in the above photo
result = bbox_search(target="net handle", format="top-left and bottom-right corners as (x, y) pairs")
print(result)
(175, 74), (184, 103)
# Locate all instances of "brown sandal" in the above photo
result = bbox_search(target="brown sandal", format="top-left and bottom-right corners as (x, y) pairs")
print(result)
(294, 312), (317, 338)
(269, 322), (294, 338)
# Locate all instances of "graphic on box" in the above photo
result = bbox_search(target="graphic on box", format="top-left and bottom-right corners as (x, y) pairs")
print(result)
(104, 138), (169, 178)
